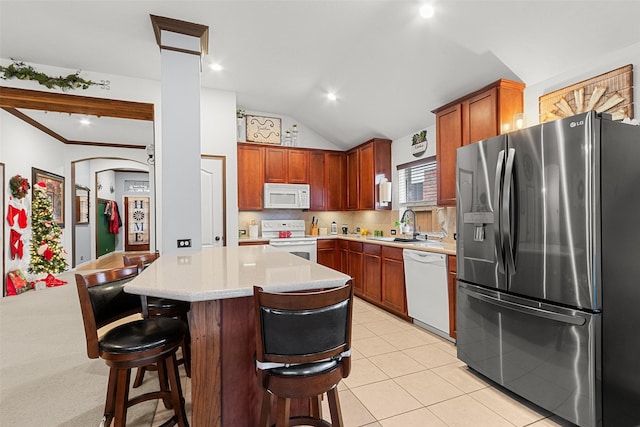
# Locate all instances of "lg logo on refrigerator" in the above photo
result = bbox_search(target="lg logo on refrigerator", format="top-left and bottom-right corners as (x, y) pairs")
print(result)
(570, 120), (585, 128)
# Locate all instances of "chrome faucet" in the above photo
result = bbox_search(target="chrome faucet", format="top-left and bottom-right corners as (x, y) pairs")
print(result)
(400, 208), (419, 239)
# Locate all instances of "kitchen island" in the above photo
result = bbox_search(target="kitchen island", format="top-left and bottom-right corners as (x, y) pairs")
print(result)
(124, 245), (351, 427)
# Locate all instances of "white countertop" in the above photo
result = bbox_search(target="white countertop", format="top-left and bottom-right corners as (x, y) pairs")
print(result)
(124, 245), (351, 302)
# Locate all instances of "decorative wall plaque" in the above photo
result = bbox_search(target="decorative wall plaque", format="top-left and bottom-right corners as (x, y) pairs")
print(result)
(539, 64), (633, 123)
(246, 115), (281, 144)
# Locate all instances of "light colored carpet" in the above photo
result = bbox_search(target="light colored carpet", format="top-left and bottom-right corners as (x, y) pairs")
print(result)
(0, 271), (158, 426)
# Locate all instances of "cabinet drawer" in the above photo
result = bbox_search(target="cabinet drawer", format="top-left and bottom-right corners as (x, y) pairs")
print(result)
(348, 241), (363, 252)
(363, 243), (381, 256)
(317, 239), (336, 250)
(381, 246), (403, 261)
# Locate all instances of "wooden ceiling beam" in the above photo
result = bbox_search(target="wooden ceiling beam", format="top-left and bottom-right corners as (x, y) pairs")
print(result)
(0, 86), (154, 121)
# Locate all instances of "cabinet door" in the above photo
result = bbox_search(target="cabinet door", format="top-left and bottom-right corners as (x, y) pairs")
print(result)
(447, 255), (457, 339)
(309, 151), (325, 210)
(317, 239), (336, 269)
(436, 103), (463, 206)
(346, 149), (359, 210)
(264, 147), (287, 183)
(325, 152), (345, 211)
(465, 87), (498, 145)
(359, 143), (375, 210)
(339, 240), (349, 275)
(287, 149), (309, 184)
(381, 246), (407, 315)
(363, 244), (382, 301)
(348, 243), (363, 295)
(238, 144), (264, 210)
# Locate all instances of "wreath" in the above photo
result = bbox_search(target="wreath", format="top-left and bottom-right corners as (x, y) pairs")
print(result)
(9, 175), (31, 199)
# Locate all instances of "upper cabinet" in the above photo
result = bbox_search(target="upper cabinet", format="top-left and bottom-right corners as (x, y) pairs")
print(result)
(432, 79), (525, 206)
(346, 138), (392, 211)
(310, 150), (346, 211)
(265, 147), (309, 184)
(238, 143), (265, 211)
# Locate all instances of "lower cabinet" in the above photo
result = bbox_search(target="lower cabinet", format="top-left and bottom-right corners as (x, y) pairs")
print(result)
(316, 239), (410, 319)
(317, 239), (338, 270)
(381, 246), (407, 316)
(238, 240), (268, 246)
(447, 255), (457, 339)
(347, 242), (364, 295)
(363, 244), (382, 302)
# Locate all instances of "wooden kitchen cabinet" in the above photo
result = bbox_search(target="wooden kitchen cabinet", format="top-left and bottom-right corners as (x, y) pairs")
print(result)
(347, 241), (364, 295)
(433, 79), (525, 206)
(447, 255), (457, 339)
(264, 147), (309, 184)
(363, 244), (382, 302)
(346, 138), (392, 210)
(238, 240), (267, 246)
(317, 239), (338, 270)
(237, 143), (264, 211)
(309, 150), (345, 211)
(338, 240), (349, 275)
(381, 246), (407, 316)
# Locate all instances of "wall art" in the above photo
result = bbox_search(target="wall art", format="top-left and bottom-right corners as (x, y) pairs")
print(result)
(246, 115), (281, 144)
(539, 64), (633, 123)
(32, 168), (65, 228)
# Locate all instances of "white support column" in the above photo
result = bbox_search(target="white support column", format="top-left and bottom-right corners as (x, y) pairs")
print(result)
(150, 15), (208, 254)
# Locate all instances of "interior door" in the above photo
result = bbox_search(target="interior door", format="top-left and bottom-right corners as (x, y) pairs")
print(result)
(201, 156), (225, 247)
(96, 199), (116, 257)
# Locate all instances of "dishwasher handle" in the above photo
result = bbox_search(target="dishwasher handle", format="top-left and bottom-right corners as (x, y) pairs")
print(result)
(403, 250), (445, 265)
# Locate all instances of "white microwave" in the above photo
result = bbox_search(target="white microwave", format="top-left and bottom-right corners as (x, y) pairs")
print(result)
(263, 183), (310, 209)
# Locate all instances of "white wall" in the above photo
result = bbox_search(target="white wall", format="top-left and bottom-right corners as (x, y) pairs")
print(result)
(524, 41), (640, 125)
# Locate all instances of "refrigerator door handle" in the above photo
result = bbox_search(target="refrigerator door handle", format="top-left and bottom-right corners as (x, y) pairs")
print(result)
(493, 149), (506, 273)
(503, 148), (517, 275)
(459, 286), (587, 326)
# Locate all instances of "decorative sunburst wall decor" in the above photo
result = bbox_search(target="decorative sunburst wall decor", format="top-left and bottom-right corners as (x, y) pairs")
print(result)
(539, 64), (633, 123)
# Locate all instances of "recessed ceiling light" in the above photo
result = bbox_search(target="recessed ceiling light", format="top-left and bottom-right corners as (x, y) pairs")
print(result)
(419, 4), (435, 18)
(327, 92), (337, 101)
(209, 63), (223, 71)
(80, 117), (91, 125)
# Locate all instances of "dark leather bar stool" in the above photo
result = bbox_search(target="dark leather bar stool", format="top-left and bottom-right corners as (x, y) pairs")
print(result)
(75, 266), (189, 427)
(253, 281), (354, 427)
(123, 253), (191, 387)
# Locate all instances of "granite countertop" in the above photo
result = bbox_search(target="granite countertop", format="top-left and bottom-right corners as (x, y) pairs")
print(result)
(239, 234), (456, 255)
(124, 245), (351, 302)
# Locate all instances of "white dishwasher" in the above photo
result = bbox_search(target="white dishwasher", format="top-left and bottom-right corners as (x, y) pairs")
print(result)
(403, 249), (450, 339)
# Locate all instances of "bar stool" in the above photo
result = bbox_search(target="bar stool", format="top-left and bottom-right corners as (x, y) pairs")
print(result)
(123, 253), (191, 387)
(253, 281), (354, 427)
(75, 266), (189, 427)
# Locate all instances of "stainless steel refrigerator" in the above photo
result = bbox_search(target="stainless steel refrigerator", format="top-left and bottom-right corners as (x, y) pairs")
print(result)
(456, 111), (640, 427)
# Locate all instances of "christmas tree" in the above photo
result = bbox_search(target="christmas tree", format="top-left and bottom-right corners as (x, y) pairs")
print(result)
(29, 182), (68, 274)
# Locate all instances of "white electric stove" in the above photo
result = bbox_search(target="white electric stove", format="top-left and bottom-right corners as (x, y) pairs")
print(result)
(261, 220), (317, 262)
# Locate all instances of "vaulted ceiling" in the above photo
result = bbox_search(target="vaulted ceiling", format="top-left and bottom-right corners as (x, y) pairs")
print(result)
(2, 0), (640, 149)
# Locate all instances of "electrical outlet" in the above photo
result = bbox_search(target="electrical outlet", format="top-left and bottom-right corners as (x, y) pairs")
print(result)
(390, 229), (397, 235)
(177, 239), (192, 248)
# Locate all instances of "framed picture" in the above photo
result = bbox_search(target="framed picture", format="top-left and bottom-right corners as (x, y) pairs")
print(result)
(32, 168), (65, 228)
(75, 185), (90, 225)
(246, 115), (281, 144)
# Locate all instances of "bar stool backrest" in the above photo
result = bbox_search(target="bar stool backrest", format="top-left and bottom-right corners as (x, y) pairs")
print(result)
(254, 283), (353, 367)
(123, 252), (159, 270)
(75, 265), (141, 359)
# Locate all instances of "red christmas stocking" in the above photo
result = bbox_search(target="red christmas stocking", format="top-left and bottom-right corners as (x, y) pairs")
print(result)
(10, 229), (24, 260)
(7, 205), (28, 229)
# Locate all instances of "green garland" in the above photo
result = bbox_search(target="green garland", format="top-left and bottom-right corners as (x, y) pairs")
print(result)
(0, 60), (108, 91)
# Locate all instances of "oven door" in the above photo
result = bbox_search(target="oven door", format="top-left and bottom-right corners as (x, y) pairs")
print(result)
(268, 239), (317, 262)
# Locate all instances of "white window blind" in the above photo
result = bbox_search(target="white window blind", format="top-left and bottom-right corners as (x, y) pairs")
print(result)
(397, 156), (437, 206)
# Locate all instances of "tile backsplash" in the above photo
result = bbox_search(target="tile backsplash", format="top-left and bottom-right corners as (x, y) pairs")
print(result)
(239, 207), (456, 241)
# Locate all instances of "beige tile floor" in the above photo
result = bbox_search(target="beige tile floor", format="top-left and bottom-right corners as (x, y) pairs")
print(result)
(152, 296), (578, 427)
